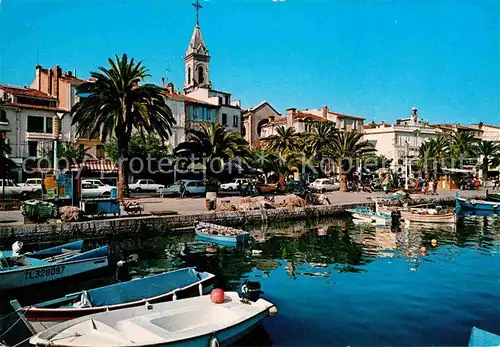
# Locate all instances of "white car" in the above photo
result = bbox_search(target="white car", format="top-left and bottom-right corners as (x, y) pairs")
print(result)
(128, 179), (165, 193)
(81, 182), (113, 199)
(82, 179), (116, 190)
(0, 179), (39, 197)
(309, 178), (340, 192)
(220, 178), (254, 191)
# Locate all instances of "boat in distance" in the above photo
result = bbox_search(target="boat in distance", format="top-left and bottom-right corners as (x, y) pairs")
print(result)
(29, 291), (276, 347)
(0, 240), (109, 291)
(13, 267), (215, 333)
(194, 221), (250, 246)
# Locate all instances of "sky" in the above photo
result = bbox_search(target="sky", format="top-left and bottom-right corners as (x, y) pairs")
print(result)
(0, 0), (499, 125)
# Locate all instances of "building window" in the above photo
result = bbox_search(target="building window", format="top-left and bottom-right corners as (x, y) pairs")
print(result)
(45, 117), (53, 134)
(222, 113), (227, 125)
(233, 115), (238, 128)
(27, 116), (45, 133)
(28, 141), (38, 157)
(188, 67), (191, 84)
(210, 109), (216, 122)
(198, 66), (204, 85)
(0, 109), (7, 123)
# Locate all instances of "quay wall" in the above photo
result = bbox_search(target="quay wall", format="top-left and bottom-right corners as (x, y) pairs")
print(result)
(0, 194), (469, 244)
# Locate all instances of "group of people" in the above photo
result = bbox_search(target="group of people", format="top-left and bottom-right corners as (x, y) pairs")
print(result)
(418, 178), (439, 195)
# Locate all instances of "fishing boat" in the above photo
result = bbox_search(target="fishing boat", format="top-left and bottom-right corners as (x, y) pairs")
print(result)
(12, 267), (215, 333)
(486, 190), (500, 203)
(0, 241), (108, 291)
(377, 205), (456, 224)
(29, 291), (276, 347)
(346, 207), (392, 226)
(456, 194), (500, 212)
(468, 327), (500, 346)
(194, 221), (250, 246)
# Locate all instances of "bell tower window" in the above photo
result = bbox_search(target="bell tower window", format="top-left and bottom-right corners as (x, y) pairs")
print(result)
(198, 66), (204, 85)
(188, 67), (192, 84)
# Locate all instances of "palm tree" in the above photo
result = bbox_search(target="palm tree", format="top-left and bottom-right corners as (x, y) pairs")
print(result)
(418, 140), (437, 181)
(329, 131), (375, 192)
(306, 121), (338, 177)
(426, 136), (450, 175)
(174, 122), (251, 180)
(476, 140), (500, 181)
(71, 54), (175, 198)
(451, 132), (479, 166)
(265, 126), (301, 155)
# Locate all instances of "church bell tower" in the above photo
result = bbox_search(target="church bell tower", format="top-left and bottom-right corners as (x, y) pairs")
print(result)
(184, 0), (211, 94)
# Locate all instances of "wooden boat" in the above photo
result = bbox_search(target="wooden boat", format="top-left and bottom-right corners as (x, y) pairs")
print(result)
(194, 221), (250, 246)
(29, 291), (276, 347)
(0, 241), (108, 291)
(468, 327), (500, 346)
(486, 190), (500, 203)
(13, 267), (216, 333)
(456, 194), (500, 212)
(377, 205), (456, 224)
(346, 207), (392, 226)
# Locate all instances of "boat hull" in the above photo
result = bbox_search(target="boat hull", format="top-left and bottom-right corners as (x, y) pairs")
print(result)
(195, 222), (249, 246)
(23, 269), (216, 333)
(469, 327), (500, 347)
(0, 256), (108, 291)
(399, 211), (456, 224)
(456, 197), (500, 211)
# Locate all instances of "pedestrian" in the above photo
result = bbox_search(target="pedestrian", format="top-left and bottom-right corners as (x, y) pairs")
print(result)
(433, 177), (438, 195)
(179, 181), (186, 198)
(428, 180), (434, 195)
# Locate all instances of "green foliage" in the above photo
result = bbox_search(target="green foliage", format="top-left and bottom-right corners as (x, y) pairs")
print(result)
(105, 132), (171, 162)
(42, 142), (91, 167)
(476, 140), (500, 179)
(264, 126), (301, 155)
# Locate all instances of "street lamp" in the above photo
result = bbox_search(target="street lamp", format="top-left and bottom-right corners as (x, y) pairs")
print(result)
(405, 140), (409, 189)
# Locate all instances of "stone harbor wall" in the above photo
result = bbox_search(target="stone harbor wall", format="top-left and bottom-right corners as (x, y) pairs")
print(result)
(0, 202), (374, 244)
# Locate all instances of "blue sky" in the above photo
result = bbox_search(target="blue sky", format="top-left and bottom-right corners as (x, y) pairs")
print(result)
(1, 0), (499, 125)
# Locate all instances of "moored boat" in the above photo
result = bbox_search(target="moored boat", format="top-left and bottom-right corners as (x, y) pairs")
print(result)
(377, 205), (456, 224)
(194, 221), (250, 246)
(29, 291), (276, 347)
(346, 207), (392, 226)
(456, 194), (500, 212)
(0, 241), (109, 291)
(13, 267), (216, 333)
(468, 326), (500, 346)
(485, 190), (500, 203)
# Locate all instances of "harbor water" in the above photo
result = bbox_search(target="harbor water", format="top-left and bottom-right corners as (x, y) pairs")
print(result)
(2, 214), (500, 346)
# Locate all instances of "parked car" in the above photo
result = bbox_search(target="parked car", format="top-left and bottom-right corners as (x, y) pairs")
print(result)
(128, 179), (165, 193)
(82, 179), (115, 189)
(285, 180), (306, 192)
(81, 182), (112, 199)
(255, 183), (277, 194)
(159, 180), (206, 196)
(220, 178), (254, 191)
(309, 178), (340, 192)
(0, 179), (40, 198)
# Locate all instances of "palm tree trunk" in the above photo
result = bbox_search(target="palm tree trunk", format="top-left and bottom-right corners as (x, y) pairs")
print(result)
(425, 166), (430, 181)
(117, 158), (128, 199)
(339, 172), (348, 192)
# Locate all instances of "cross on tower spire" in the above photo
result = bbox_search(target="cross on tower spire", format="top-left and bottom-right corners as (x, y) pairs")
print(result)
(192, 0), (203, 26)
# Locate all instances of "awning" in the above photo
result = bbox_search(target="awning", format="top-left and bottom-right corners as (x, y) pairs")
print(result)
(70, 159), (118, 173)
(442, 168), (475, 174)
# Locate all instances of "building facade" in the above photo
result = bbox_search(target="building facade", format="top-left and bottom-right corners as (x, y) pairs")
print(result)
(241, 101), (281, 147)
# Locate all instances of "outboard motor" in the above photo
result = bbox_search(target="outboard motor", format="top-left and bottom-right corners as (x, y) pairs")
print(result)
(115, 253), (139, 282)
(239, 281), (263, 302)
(12, 241), (23, 257)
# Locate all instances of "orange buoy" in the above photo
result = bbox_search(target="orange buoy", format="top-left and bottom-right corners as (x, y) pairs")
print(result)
(431, 239), (438, 247)
(210, 288), (225, 304)
(419, 246), (427, 255)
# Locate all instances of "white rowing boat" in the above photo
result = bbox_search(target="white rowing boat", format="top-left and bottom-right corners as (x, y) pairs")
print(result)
(29, 292), (276, 347)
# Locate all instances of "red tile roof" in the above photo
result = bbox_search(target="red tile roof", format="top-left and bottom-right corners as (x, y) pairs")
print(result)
(0, 85), (56, 99)
(272, 112), (327, 124)
(164, 92), (215, 106)
(3, 102), (66, 112)
(328, 111), (365, 120)
(61, 75), (88, 85)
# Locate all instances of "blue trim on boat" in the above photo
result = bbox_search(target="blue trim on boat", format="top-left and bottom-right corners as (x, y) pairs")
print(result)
(469, 327), (500, 347)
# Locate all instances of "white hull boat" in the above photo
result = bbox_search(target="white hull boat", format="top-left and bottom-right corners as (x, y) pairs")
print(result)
(29, 292), (276, 347)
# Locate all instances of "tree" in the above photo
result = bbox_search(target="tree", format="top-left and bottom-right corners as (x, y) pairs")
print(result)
(329, 131), (375, 192)
(429, 136), (450, 172)
(174, 122), (251, 181)
(71, 54), (175, 198)
(264, 126), (301, 155)
(43, 142), (91, 168)
(418, 140), (437, 181)
(476, 140), (500, 181)
(451, 132), (479, 166)
(306, 121), (338, 176)
(104, 132), (172, 162)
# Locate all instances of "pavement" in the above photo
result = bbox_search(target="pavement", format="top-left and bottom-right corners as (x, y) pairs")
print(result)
(0, 189), (487, 226)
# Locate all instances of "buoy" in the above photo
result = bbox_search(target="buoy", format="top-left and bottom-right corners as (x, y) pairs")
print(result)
(210, 288), (225, 304)
(419, 246), (427, 255)
(269, 306), (278, 316)
(209, 335), (220, 347)
(431, 239), (438, 247)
